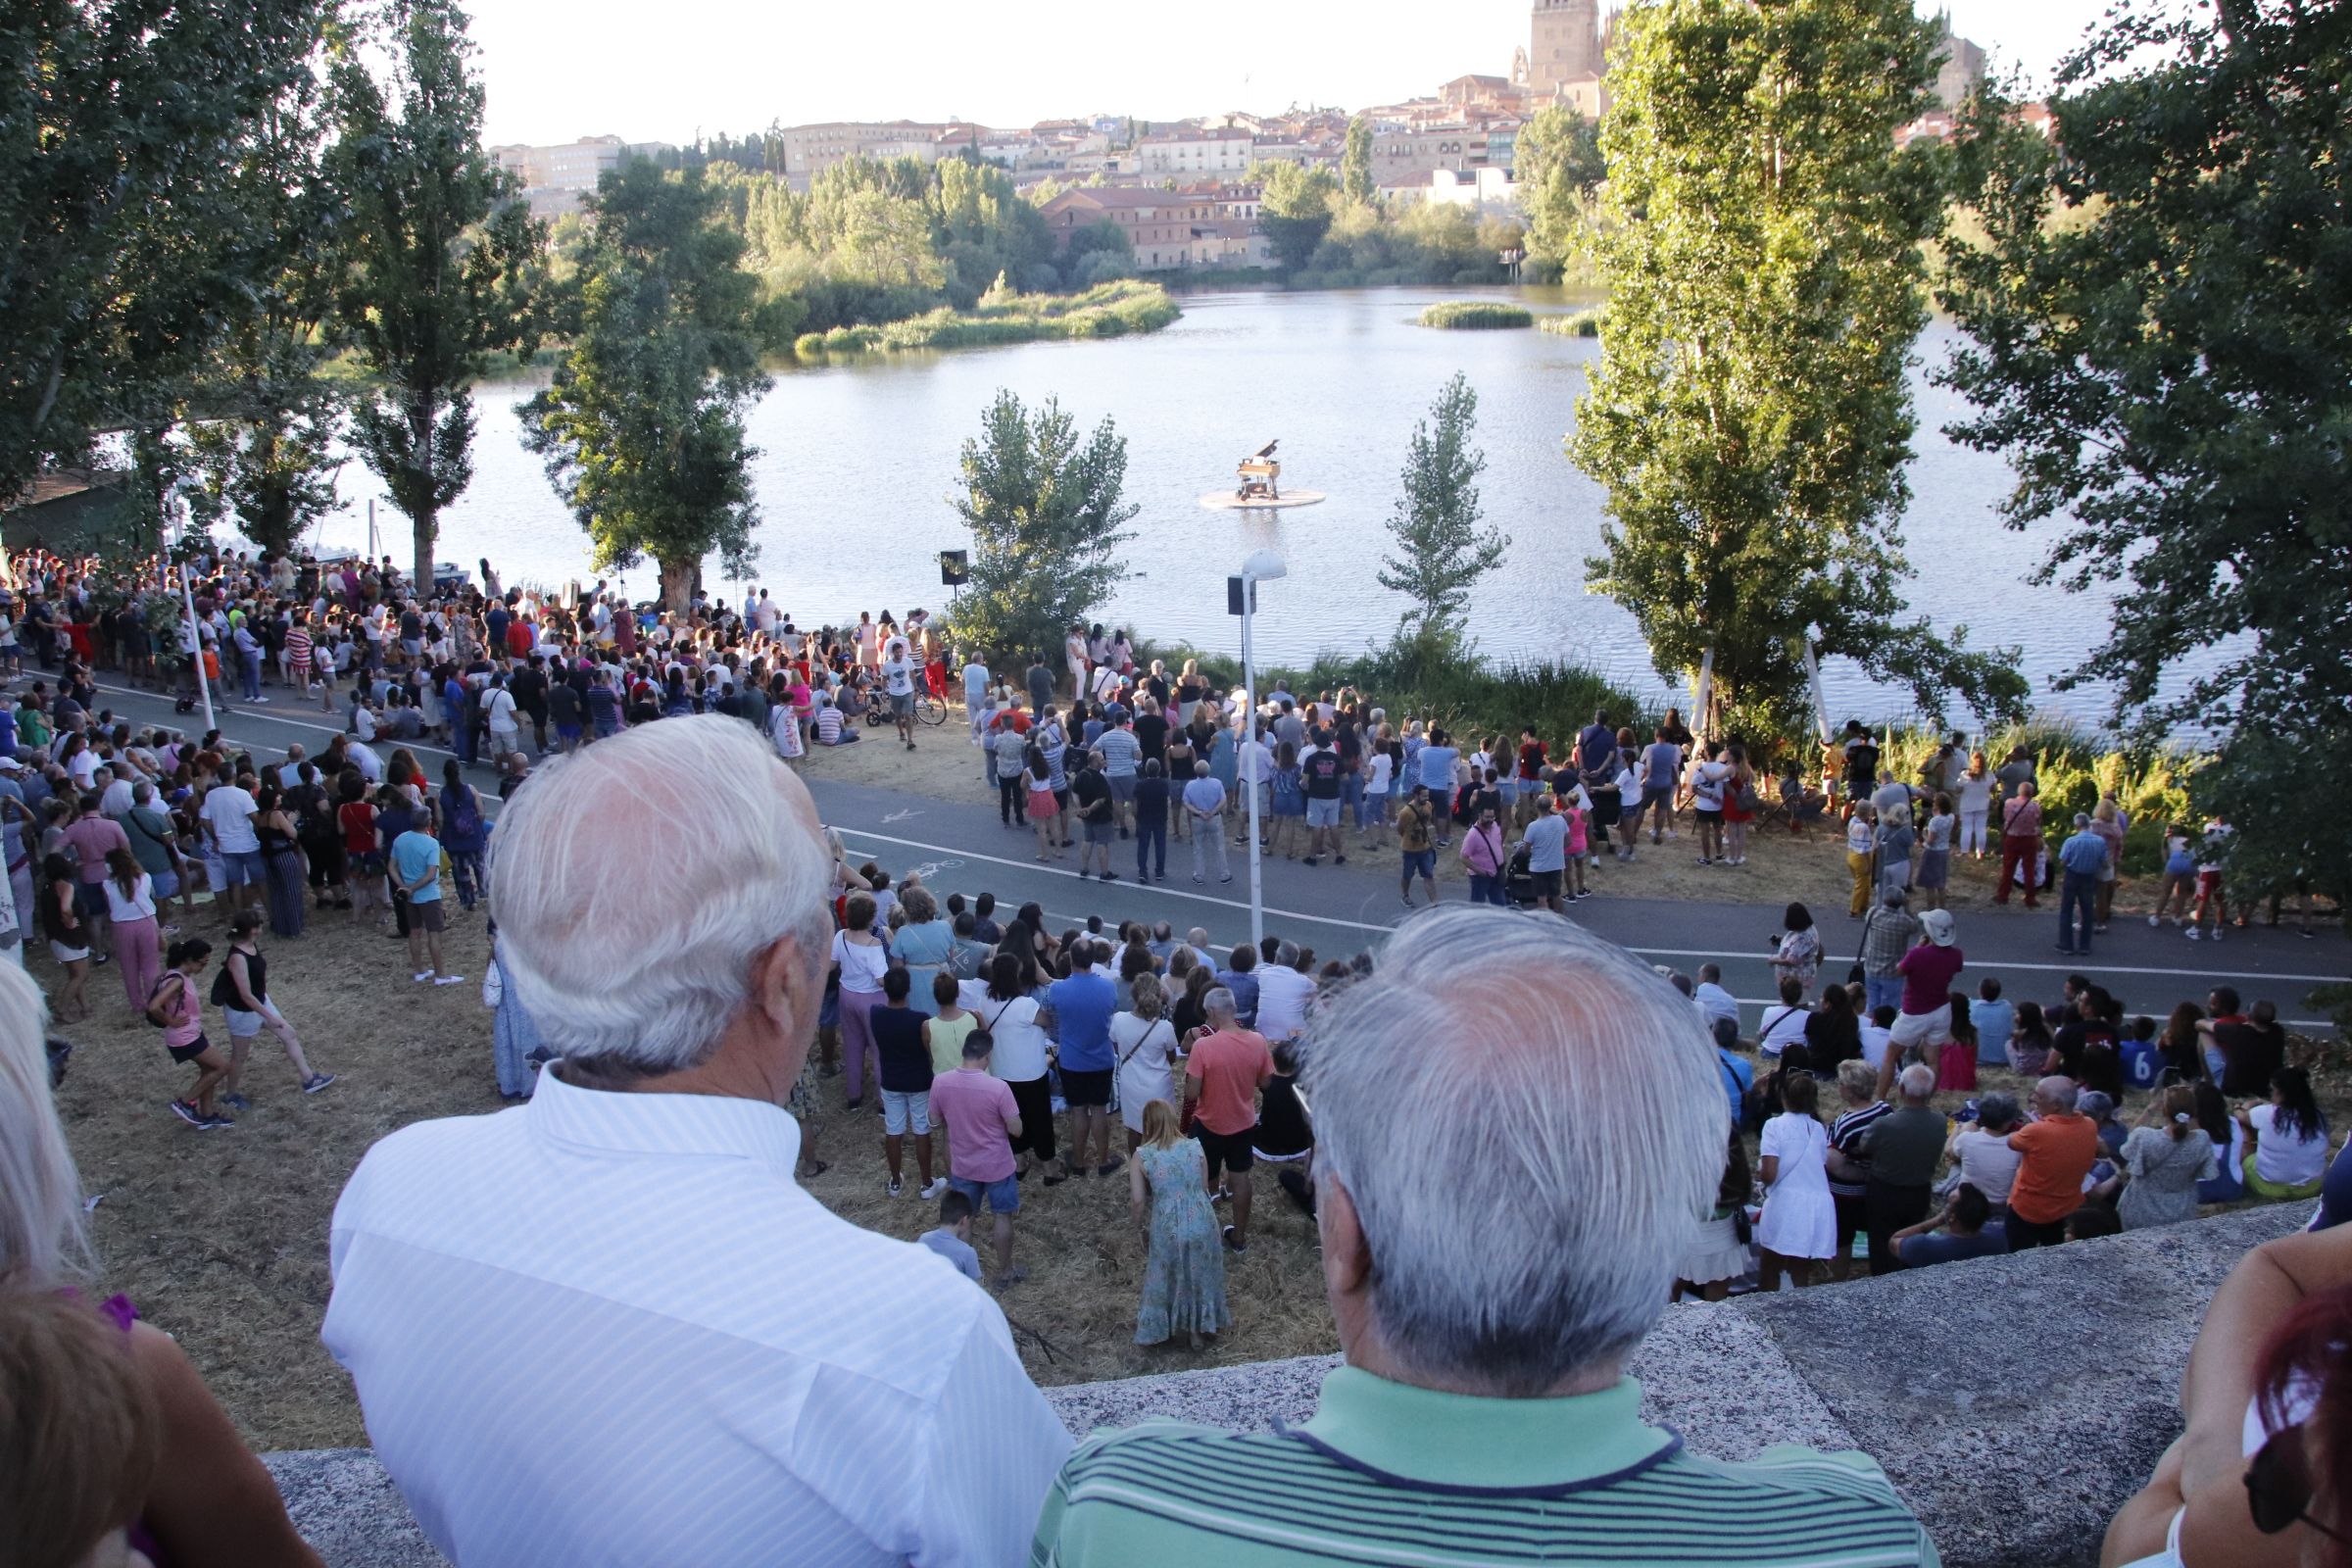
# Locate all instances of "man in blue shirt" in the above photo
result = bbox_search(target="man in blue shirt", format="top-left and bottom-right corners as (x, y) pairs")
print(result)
(2055, 811), (2109, 957)
(391, 821), (463, 987)
(1417, 728), (1459, 846)
(1519, 796), (1570, 914)
(1046, 941), (1121, 1176)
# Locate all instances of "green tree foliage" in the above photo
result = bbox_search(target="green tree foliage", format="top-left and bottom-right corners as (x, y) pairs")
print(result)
(1341, 117), (1376, 206)
(182, 47), (346, 559)
(1300, 200), (1520, 288)
(947, 391), (1139, 665)
(1571, 0), (2027, 739)
(1379, 373), (1509, 639)
(519, 161), (769, 612)
(0, 0), (327, 506)
(1253, 163), (1340, 274)
(1513, 104), (1605, 280)
(1937, 0), (2352, 925)
(1061, 220), (1136, 286)
(326, 0), (544, 591)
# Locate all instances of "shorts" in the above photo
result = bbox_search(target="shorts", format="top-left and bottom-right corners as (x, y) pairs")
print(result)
(409, 898), (447, 933)
(1888, 1004), (1952, 1052)
(1084, 820), (1114, 845)
(2196, 870), (2223, 897)
(150, 867), (180, 900)
(349, 851), (384, 878)
(168, 1032), (213, 1065)
(950, 1173), (1020, 1215)
(1531, 868), (1563, 898)
(882, 1088), (930, 1137)
(1640, 786), (1675, 814)
(224, 1004), (268, 1040)
(1198, 1124), (1257, 1180)
(48, 939), (89, 964)
(1108, 774), (1136, 805)
(1401, 849), (1436, 880)
(889, 691), (913, 716)
(220, 850), (265, 887)
(1061, 1067), (1112, 1107)
(73, 881), (108, 917)
(1305, 797), (1341, 828)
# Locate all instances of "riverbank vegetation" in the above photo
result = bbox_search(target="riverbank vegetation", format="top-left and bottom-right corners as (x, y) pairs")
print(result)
(1418, 301), (1533, 329)
(1254, 161), (1537, 288)
(792, 279), (1177, 359)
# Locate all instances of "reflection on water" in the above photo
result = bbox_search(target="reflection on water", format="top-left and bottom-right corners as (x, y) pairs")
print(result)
(319, 285), (2185, 724)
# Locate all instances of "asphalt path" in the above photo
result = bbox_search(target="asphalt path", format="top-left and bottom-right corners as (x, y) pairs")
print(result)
(95, 679), (2348, 1032)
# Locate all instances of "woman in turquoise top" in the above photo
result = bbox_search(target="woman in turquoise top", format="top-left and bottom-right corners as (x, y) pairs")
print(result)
(1128, 1098), (1230, 1348)
(891, 885), (954, 1017)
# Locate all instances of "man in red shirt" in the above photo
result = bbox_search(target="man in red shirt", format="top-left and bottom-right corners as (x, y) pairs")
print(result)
(1184, 988), (1275, 1254)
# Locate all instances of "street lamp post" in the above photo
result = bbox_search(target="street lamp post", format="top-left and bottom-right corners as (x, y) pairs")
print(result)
(1237, 548), (1287, 950)
(168, 480), (217, 734)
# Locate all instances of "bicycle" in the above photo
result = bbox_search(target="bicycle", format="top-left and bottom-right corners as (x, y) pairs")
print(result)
(862, 692), (949, 728)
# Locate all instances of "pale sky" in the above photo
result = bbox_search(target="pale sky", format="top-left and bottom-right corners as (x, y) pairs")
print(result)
(468, 0), (2112, 149)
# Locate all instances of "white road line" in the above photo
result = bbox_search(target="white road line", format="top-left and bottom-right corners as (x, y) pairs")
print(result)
(1659, 946), (2347, 984)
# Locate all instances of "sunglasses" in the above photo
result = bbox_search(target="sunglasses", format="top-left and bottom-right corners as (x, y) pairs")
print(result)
(2247, 1426), (2352, 1542)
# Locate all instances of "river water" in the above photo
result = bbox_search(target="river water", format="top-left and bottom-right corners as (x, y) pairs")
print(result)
(318, 284), (2159, 723)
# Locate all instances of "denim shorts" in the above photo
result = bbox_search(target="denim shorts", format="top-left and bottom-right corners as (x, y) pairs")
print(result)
(1305, 797), (1341, 828)
(882, 1088), (930, 1137)
(1402, 849), (1436, 880)
(220, 850), (265, 887)
(950, 1172), (1019, 1214)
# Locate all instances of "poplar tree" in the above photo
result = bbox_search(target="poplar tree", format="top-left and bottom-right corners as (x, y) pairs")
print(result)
(327, 0), (543, 591)
(1570, 0), (2026, 737)
(1379, 373), (1508, 642)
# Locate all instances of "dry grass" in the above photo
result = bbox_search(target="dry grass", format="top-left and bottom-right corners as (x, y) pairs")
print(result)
(47, 899), (1334, 1453)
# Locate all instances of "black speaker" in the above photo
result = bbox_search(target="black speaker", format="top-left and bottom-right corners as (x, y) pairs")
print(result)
(1227, 575), (1256, 615)
(939, 550), (969, 587)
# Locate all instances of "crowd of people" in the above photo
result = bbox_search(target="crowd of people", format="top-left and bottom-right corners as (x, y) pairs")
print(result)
(0, 542), (2344, 1566)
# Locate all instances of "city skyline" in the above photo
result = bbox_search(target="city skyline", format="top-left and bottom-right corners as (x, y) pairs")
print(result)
(467, 0), (2109, 149)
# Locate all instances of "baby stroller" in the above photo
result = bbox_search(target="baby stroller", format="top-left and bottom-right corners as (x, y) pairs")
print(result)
(1505, 842), (1540, 908)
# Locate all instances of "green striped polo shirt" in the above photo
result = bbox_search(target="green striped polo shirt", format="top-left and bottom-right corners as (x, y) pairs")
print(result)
(1031, 1366), (1939, 1568)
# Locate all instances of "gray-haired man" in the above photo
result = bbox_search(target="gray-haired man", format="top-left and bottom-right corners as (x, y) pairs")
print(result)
(1036, 906), (1936, 1566)
(1860, 1063), (1946, 1276)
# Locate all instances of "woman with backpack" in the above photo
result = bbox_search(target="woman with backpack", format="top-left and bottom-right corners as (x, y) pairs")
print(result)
(439, 759), (488, 910)
(149, 937), (229, 1128)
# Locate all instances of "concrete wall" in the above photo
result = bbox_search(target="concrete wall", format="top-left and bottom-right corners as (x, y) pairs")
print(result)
(267, 1202), (2307, 1568)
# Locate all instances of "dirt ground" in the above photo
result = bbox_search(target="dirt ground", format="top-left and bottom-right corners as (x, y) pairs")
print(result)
(797, 723), (2172, 922)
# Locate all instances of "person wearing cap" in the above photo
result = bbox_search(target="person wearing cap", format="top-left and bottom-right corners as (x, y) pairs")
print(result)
(1876, 908), (1963, 1100)
(2055, 810), (2110, 956)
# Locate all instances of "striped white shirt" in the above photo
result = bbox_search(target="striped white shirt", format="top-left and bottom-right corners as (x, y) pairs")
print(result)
(323, 1070), (1070, 1567)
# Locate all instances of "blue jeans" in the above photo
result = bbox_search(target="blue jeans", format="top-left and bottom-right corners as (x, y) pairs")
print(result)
(1135, 820), (1165, 878)
(2059, 870), (2097, 952)
(1865, 975), (1904, 1016)
(1468, 872), (1507, 906)
(240, 657), (262, 701)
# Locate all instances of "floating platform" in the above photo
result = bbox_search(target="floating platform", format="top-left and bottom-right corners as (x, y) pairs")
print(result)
(1198, 490), (1328, 512)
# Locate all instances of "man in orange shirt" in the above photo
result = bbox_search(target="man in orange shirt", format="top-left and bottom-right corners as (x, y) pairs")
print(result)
(2004, 1075), (2098, 1249)
(1183, 986), (1275, 1255)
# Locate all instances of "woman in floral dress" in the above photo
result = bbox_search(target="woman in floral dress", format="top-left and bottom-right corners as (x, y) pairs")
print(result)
(1129, 1099), (1231, 1348)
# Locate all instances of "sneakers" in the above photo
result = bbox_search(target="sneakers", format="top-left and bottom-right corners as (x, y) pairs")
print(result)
(169, 1099), (205, 1127)
(2185, 926), (2203, 941)
(887, 1175), (904, 1198)
(221, 1093), (252, 1111)
(1222, 1224), (1248, 1255)
(433, 974), (466, 986)
(919, 1178), (948, 1200)
(2148, 914), (2161, 927)
(1302, 856), (1321, 866)
(302, 1073), (338, 1094)
(1333, 854), (1348, 864)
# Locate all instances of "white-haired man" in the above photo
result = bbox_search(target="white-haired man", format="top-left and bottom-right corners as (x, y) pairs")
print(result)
(1859, 1063), (1947, 1276)
(1035, 906), (1936, 1566)
(323, 716), (1069, 1567)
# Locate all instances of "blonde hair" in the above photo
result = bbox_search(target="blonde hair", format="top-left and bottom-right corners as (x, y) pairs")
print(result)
(1130, 972), (1166, 1020)
(0, 961), (80, 1285)
(1142, 1098), (1183, 1149)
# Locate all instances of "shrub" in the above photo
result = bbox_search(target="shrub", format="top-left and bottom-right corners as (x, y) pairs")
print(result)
(1539, 308), (1604, 337)
(1418, 300), (1535, 329)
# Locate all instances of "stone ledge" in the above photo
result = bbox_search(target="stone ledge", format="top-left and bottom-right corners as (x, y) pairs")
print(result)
(267, 1201), (2307, 1568)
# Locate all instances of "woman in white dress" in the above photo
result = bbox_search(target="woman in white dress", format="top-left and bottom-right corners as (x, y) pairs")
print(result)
(767, 697), (804, 768)
(1112, 974), (1182, 1151)
(1756, 1073), (1838, 1290)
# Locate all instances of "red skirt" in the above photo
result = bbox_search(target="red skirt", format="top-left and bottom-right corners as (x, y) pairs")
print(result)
(1936, 1041), (1979, 1093)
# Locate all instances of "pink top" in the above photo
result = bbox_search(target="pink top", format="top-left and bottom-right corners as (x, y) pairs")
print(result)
(929, 1068), (1018, 1183)
(154, 970), (203, 1050)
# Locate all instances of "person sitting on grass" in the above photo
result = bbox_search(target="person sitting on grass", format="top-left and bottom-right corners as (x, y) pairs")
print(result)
(2242, 1066), (2332, 1201)
(1889, 1180), (2009, 1268)
(919, 1189), (983, 1284)
(1033, 908), (1937, 1566)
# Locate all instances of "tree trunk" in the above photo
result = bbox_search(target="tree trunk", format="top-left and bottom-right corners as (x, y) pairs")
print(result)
(413, 506), (437, 602)
(659, 556), (695, 613)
